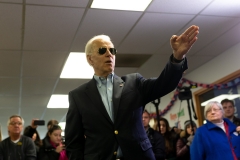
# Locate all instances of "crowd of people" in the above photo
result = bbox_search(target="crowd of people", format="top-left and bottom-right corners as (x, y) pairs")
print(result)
(1, 25), (240, 160)
(0, 98), (240, 160)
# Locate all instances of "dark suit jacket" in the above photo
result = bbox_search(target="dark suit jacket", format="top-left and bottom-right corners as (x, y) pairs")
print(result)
(65, 56), (188, 160)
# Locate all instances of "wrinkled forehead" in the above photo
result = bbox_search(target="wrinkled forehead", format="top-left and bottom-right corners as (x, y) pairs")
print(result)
(10, 117), (22, 122)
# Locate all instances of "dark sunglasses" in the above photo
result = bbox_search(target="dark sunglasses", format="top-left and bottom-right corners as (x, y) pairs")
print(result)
(98, 47), (117, 55)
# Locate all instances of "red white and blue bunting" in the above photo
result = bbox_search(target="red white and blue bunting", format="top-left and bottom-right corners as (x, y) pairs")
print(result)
(149, 77), (240, 118)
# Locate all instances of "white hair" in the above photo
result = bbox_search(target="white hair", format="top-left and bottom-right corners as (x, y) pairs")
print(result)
(204, 101), (224, 119)
(7, 115), (25, 126)
(85, 35), (112, 56)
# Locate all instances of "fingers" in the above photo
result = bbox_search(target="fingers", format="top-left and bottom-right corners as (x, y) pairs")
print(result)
(170, 35), (178, 43)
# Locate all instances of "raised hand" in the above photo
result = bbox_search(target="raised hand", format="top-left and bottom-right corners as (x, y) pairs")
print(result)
(170, 25), (199, 60)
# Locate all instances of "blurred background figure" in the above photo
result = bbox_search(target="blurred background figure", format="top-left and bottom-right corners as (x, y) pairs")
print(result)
(0, 115), (36, 159)
(142, 110), (165, 160)
(38, 124), (68, 160)
(191, 101), (240, 160)
(221, 99), (240, 126)
(176, 120), (197, 160)
(159, 118), (177, 160)
(24, 125), (42, 152)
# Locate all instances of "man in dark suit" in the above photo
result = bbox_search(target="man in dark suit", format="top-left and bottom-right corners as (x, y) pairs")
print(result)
(65, 25), (199, 160)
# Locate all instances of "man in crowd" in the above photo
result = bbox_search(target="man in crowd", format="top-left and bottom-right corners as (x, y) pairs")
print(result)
(65, 25), (199, 160)
(221, 98), (240, 126)
(142, 110), (165, 160)
(0, 115), (36, 160)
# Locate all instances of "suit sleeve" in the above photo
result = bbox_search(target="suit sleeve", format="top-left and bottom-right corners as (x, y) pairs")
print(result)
(138, 54), (188, 104)
(65, 91), (85, 160)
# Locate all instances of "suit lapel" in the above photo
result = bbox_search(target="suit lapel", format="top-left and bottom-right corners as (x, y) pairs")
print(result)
(113, 75), (124, 122)
(85, 78), (113, 124)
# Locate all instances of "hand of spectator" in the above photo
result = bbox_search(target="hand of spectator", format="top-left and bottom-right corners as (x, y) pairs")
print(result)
(186, 135), (194, 146)
(55, 144), (65, 153)
(31, 119), (38, 129)
(236, 126), (240, 133)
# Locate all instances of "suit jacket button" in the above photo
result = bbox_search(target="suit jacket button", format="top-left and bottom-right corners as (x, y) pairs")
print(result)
(114, 151), (117, 155)
(114, 130), (118, 134)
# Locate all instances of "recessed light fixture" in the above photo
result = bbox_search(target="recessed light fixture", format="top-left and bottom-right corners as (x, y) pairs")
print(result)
(201, 94), (240, 106)
(91, 0), (152, 11)
(60, 52), (94, 79)
(47, 95), (69, 108)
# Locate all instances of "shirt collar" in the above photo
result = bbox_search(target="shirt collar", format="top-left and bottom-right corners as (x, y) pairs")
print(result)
(94, 73), (114, 87)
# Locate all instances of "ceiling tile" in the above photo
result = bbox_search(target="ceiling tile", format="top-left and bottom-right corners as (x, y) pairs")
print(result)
(183, 15), (240, 55)
(26, 0), (89, 7)
(0, 3), (22, 50)
(71, 9), (142, 52)
(195, 22), (240, 56)
(22, 78), (57, 95)
(24, 5), (85, 51)
(22, 51), (68, 77)
(0, 78), (20, 95)
(54, 79), (90, 94)
(118, 13), (195, 54)
(147, 0), (212, 14)
(0, 96), (19, 107)
(0, 51), (21, 77)
(21, 95), (51, 108)
(201, 1), (240, 17)
(0, 0), (22, 3)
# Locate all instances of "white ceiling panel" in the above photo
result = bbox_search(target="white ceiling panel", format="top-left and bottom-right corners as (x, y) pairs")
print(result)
(137, 54), (171, 78)
(24, 5), (85, 51)
(0, 96), (19, 107)
(0, 78), (20, 95)
(22, 51), (68, 77)
(119, 13), (195, 54)
(201, 0), (240, 17)
(54, 79), (90, 94)
(21, 95), (51, 108)
(0, 51), (21, 77)
(71, 9), (142, 52)
(0, 0), (22, 3)
(0, 3), (22, 50)
(22, 78), (57, 95)
(196, 22), (240, 56)
(26, 0), (89, 8)
(147, 0), (213, 14)
(183, 15), (240, 55)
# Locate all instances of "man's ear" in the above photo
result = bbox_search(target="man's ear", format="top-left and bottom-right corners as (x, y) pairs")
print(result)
(87, 55), (93, 66)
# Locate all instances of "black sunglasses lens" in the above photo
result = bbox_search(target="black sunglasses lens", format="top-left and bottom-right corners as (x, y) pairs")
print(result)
(109, 48), (117, 55)
(98, 48), (107, 55)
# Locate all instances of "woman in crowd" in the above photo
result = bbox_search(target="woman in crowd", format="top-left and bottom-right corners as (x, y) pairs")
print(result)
(159, 117), (177, 160)
(191, 101), (240, 160)
(176, 120), (197, 160)
(38, 124), (68, 160)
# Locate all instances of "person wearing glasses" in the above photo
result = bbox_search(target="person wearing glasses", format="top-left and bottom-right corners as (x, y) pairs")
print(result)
(190, 101), (240, 160)
(65, 25), (199, 160)
(0, 115), (36, 160)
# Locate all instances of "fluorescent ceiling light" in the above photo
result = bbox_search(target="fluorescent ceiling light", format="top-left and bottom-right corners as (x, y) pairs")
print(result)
(47, 95), (69, 108)
(91, 0), (152, 11)
(201, 94), (240, 106)
(60, 52), (94, 79)
(59, 122), (66, 130)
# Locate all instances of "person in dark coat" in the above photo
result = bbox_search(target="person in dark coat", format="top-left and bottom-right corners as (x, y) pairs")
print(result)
(65, 25), (199, 160)
(38, 124), (68, 160)
(176, 120), (196, 160)
(142, 110), (165, 160)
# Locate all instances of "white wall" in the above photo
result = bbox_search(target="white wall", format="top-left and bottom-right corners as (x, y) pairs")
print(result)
(145, 42), (240, 129)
